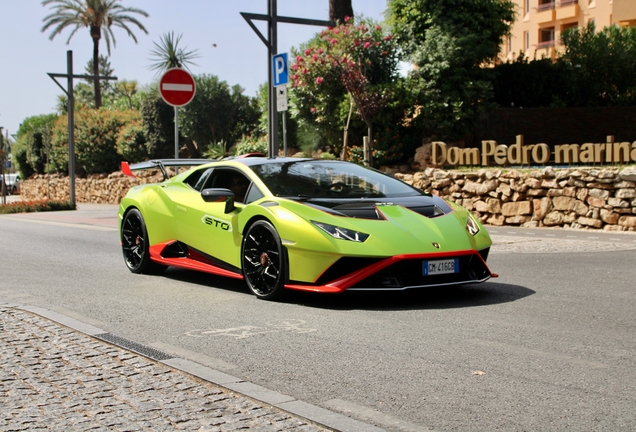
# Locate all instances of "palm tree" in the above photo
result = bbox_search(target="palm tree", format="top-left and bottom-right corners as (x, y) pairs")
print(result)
(148, 31), (200, 76)
(329, 0), (353, 23)
(41, 0), (149, 108)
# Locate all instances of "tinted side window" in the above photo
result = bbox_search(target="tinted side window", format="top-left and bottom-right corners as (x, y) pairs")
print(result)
(244, 184), (264, 204)
(185, 168), (214, 191)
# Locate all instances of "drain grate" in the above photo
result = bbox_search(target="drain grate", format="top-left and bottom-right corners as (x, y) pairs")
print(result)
(94, 333), (175, 361)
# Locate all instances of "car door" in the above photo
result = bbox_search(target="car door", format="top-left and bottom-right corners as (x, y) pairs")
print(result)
(172, 166), (246, 269)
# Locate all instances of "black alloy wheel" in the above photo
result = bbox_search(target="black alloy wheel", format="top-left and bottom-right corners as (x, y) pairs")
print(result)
(242, 220), (286, 300)
(121, 208), (165, 274)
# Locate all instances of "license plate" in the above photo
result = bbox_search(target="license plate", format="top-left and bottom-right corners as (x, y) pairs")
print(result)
(423, 259), (459, 276)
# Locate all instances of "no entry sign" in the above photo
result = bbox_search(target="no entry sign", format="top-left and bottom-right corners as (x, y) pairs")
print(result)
(159, 68), (196, 107)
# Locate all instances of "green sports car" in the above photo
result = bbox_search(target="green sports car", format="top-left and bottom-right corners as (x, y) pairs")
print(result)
(119, 156), (496, 300)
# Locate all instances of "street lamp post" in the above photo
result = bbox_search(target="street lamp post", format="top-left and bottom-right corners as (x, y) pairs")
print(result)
(48, 50), (117, 207)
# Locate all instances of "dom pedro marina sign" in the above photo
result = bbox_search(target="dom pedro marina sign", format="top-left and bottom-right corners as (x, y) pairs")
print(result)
(433, 135), (636, 167)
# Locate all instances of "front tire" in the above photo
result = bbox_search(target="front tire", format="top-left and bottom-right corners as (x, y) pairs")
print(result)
(121, 208), (166, 274)
(242, 220), (286, 300)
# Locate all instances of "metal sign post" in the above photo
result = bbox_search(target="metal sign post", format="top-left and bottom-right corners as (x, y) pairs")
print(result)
(47, 50), (117, 207)
(276, 86), (288, 156)
(241, 0), (333, 158)
(158, 68), (196, 166)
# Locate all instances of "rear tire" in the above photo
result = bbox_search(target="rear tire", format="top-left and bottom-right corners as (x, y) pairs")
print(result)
(121, 208), (166, 274)
(242, 220), (286, 300)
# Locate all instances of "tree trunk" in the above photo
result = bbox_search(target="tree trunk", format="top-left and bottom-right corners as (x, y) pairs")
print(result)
(329, 0), (353, 24)
(340, 96), (354, 160)
(91, 26), (102, 109)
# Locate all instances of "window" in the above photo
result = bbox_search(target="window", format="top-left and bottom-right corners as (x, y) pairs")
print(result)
(525, 0), (530, 14)
(186, 167), (214, 191)
(524, 31), (530, 50)
(538, 27), (555, 48)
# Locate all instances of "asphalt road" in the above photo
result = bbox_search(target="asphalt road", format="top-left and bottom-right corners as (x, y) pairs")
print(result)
(1, 205), (635, 431)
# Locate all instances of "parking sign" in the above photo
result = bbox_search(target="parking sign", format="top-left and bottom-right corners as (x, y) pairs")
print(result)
(272, 53), (288, 87)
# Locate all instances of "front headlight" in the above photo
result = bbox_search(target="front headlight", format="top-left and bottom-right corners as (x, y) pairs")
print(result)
(312, 221), (369, 242)
(466, 214), (480, 236)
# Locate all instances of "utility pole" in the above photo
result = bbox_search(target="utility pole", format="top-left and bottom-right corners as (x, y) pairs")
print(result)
(48, 50), (117, 207)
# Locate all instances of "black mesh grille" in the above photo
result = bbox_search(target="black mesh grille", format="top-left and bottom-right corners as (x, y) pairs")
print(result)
(351, 254), (491, 289)
(312, 257), (384, 286)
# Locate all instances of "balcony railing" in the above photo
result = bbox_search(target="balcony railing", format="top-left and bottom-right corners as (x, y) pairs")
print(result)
(559, 0), (578, 6)
(537, 40), (556, 49)
(537, 1), (556, 11)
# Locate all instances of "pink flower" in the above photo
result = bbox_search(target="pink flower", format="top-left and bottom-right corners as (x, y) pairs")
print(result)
(292, 64), (299, 71)
(344, 15), (351, 23)
(318, 48), (324, 54)
(375, 25), (382, 31)
(364, 42), (371, 49)
(316, 77), (324, 84)
(311, 107), (316, 113)
(296, 55), (303, 62)
(331, 38), (338, 45)
(304, 49), (312, 55)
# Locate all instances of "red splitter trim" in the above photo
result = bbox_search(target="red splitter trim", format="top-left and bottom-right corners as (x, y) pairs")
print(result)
(149, 242), (243, 280)
(285, 249), (495, 293)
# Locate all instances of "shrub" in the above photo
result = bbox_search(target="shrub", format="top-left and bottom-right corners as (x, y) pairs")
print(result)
(51, 108), (143, 174)
(0, 200), (76, 214)
(234, 135), (268, 156)
(117, 121), (148, 163)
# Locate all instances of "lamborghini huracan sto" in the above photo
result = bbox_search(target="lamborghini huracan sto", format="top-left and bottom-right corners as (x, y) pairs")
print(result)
(119, 157), (496, 300)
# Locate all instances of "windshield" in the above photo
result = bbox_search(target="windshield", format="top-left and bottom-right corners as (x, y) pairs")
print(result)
(250, 160), (422, 199)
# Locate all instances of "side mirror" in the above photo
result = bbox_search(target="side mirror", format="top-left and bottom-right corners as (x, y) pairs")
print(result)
(201, 188), (235, 213)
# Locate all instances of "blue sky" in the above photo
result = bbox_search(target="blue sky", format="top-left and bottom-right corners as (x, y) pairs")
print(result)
(0, 1), (389, 140)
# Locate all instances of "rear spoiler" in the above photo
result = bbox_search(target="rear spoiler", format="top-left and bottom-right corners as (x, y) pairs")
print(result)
(122, 159), (211, 181)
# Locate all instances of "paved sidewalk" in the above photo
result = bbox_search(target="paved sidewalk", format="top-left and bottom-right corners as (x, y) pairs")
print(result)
(0, 306), (337, 432)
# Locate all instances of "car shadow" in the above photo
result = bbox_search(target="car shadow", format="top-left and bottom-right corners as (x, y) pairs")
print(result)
(159, 268), (534, 311)
(286, 282), (535, 311)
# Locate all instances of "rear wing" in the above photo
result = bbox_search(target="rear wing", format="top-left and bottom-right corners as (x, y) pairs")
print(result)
(122, 159), (211, 181)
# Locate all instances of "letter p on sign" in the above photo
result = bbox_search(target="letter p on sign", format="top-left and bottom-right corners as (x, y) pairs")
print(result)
(272, 53), (288, 87)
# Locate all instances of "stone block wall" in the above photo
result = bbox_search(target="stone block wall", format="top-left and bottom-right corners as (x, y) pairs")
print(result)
(396, 166), (636, 231)
(20, 166), (636, 231)
(20, 170), (163, 205)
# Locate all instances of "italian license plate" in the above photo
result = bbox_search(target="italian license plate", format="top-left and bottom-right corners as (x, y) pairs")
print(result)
(423, 258), (459, 276)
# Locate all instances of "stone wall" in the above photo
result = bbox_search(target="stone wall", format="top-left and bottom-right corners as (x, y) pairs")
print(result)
(20, 170), (163, 205)
(396, 166), (636, 231)
(21, 166), (636, 231)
